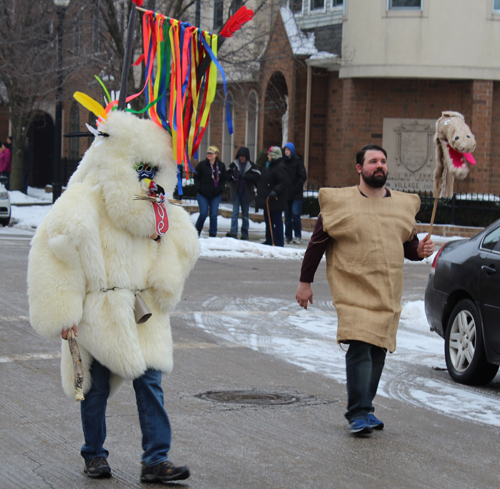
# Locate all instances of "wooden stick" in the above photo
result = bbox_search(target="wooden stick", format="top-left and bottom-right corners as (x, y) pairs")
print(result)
(118, 6), (138, 110)
(67, 329), (84, 402)
(266, 196), (275, 246)
(428, 196), (439, 238)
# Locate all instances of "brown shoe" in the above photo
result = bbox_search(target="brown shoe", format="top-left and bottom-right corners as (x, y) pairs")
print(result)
(84, 456), (112, 479)
(140, 461), (190, 483)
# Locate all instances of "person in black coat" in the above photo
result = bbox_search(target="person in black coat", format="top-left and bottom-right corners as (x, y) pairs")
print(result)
(193, 145), (226, 237)
(256, 146), (287, 247)
(284, 142), (307, 244)
(226, 147), (261, 240)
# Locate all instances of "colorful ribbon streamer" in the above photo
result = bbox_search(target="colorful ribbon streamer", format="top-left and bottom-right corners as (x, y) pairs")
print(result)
(129, 11), (232, 181)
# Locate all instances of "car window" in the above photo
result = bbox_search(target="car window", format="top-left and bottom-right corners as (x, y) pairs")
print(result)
(482, 227), (500, 252)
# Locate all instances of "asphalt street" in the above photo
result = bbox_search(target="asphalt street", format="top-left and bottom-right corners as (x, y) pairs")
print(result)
(1, 232), (499, 489)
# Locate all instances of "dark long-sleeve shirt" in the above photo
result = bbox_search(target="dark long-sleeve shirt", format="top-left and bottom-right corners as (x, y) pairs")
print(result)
(299, 190), (422, 283)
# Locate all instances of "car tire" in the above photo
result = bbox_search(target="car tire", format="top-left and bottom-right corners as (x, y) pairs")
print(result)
(445, 299), (499, 386)
(0, 214), (10, 226)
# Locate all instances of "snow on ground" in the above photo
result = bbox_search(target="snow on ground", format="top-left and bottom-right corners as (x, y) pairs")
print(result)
(7, 188), (497, 427)
(187, 296), (500, 428)
(6, 188), (459, 263)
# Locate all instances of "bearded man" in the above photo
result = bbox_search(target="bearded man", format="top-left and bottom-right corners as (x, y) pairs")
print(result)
(295, 144), (435, 435)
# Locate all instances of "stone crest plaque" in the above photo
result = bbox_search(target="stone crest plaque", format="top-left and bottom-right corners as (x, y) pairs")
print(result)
(383, 118), (436, 192)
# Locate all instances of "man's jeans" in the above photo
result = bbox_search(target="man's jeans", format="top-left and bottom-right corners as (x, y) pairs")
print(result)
(344, 340), (386, 422)
(80, 359), (172, 467)
(263, 208), (284, 247)
(285, 199), (303, 241)
(196, 193), (222, 236)
(230, 191), (250, 237)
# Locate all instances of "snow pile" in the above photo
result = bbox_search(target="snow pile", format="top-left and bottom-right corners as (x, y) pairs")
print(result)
(197, 236), (306, 260)
(280, 6), (338, 60)
(280, 6), (317, 55)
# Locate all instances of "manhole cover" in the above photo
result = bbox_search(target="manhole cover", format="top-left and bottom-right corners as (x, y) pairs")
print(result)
(196, 390), (300, 405)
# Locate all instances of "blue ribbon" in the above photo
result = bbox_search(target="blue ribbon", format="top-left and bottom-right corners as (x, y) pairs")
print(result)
(199, 35), (233, 135)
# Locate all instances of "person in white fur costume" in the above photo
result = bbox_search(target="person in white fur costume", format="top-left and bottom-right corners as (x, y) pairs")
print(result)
(27, 110), (199, 482)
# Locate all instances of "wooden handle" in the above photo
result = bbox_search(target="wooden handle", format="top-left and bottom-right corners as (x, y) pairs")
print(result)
(266, 197), (274, 246)
(428, 197), (438, 238)
(67, 329), (85, 402)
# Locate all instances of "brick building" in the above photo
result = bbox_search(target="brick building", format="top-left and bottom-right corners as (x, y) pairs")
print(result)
(4, 0), (500, 195)
(205, 0), (500, 195)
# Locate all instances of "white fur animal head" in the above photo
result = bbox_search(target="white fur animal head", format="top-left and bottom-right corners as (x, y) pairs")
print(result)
(433, 111), (476, 198)
(69, 111), (177, 237)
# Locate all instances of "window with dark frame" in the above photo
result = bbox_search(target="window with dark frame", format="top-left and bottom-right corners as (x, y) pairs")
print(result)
(213, 0), (224, 30)
(389, 0), (422, 9)
(310, 0), (325, 11)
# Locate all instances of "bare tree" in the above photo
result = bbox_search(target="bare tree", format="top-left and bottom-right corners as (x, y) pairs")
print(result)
(0, 0), (105, 191)
(88, 0), (278, 108)
(0, 0), (283, 191)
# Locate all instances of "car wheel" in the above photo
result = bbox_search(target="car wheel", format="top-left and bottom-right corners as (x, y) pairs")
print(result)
(445, 299), (499, 385)
(0, 214), (10, 226)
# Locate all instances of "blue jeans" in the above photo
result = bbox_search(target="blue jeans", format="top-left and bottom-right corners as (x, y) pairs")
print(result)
(80, 359), (172, 467)
(285, 199), (303, 241)
(263, 208), (284, 247)
(196, 193), (222, 236)
(344, 340), (386, 422)
(230, 191), (250, 237)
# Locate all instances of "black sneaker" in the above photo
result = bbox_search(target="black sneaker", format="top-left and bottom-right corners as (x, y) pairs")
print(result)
(226, 232), (237, 238)
(84, 456), (112, 479)
(140, 461), (190, 483)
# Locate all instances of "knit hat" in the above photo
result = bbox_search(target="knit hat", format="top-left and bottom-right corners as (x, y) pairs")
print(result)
(267, 146), (282, 160)
(207, 145), (219, 154)
(284, 142), (295, 157)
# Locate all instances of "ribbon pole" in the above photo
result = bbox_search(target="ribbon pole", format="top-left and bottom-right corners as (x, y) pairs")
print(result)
(118, 6), (139, 110)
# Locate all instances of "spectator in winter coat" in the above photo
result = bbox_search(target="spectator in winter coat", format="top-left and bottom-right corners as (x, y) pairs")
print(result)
(284, 142), (307, 244)
(256, 146), (288, 247)
(0, 141), (12, 190)
(193, 146), (226, 237)
(226, 147), (261, 240)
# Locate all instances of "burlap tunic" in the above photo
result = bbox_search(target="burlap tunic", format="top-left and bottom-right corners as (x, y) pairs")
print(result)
(319, 186), (420, 352)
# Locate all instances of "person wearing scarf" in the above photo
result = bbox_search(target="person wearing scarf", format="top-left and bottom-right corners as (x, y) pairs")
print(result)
(193, 146), (227, 237)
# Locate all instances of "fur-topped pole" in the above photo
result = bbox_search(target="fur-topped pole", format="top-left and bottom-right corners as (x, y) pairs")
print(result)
(433, 111), (476, 198)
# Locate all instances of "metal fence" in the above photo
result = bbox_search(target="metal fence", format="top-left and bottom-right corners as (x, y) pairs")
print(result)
(302, 185), (500, 227)
(174, 181), (500, 228)
(416, 191), (500, 227)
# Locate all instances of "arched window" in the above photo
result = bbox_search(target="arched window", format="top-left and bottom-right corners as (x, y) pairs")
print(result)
(70, 103), (80, 161)
(246, 91), (258, 162)
(222, 92), (234, 164)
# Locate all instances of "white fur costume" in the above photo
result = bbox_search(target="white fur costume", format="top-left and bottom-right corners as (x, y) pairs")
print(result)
(28, 111), (200, 398)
